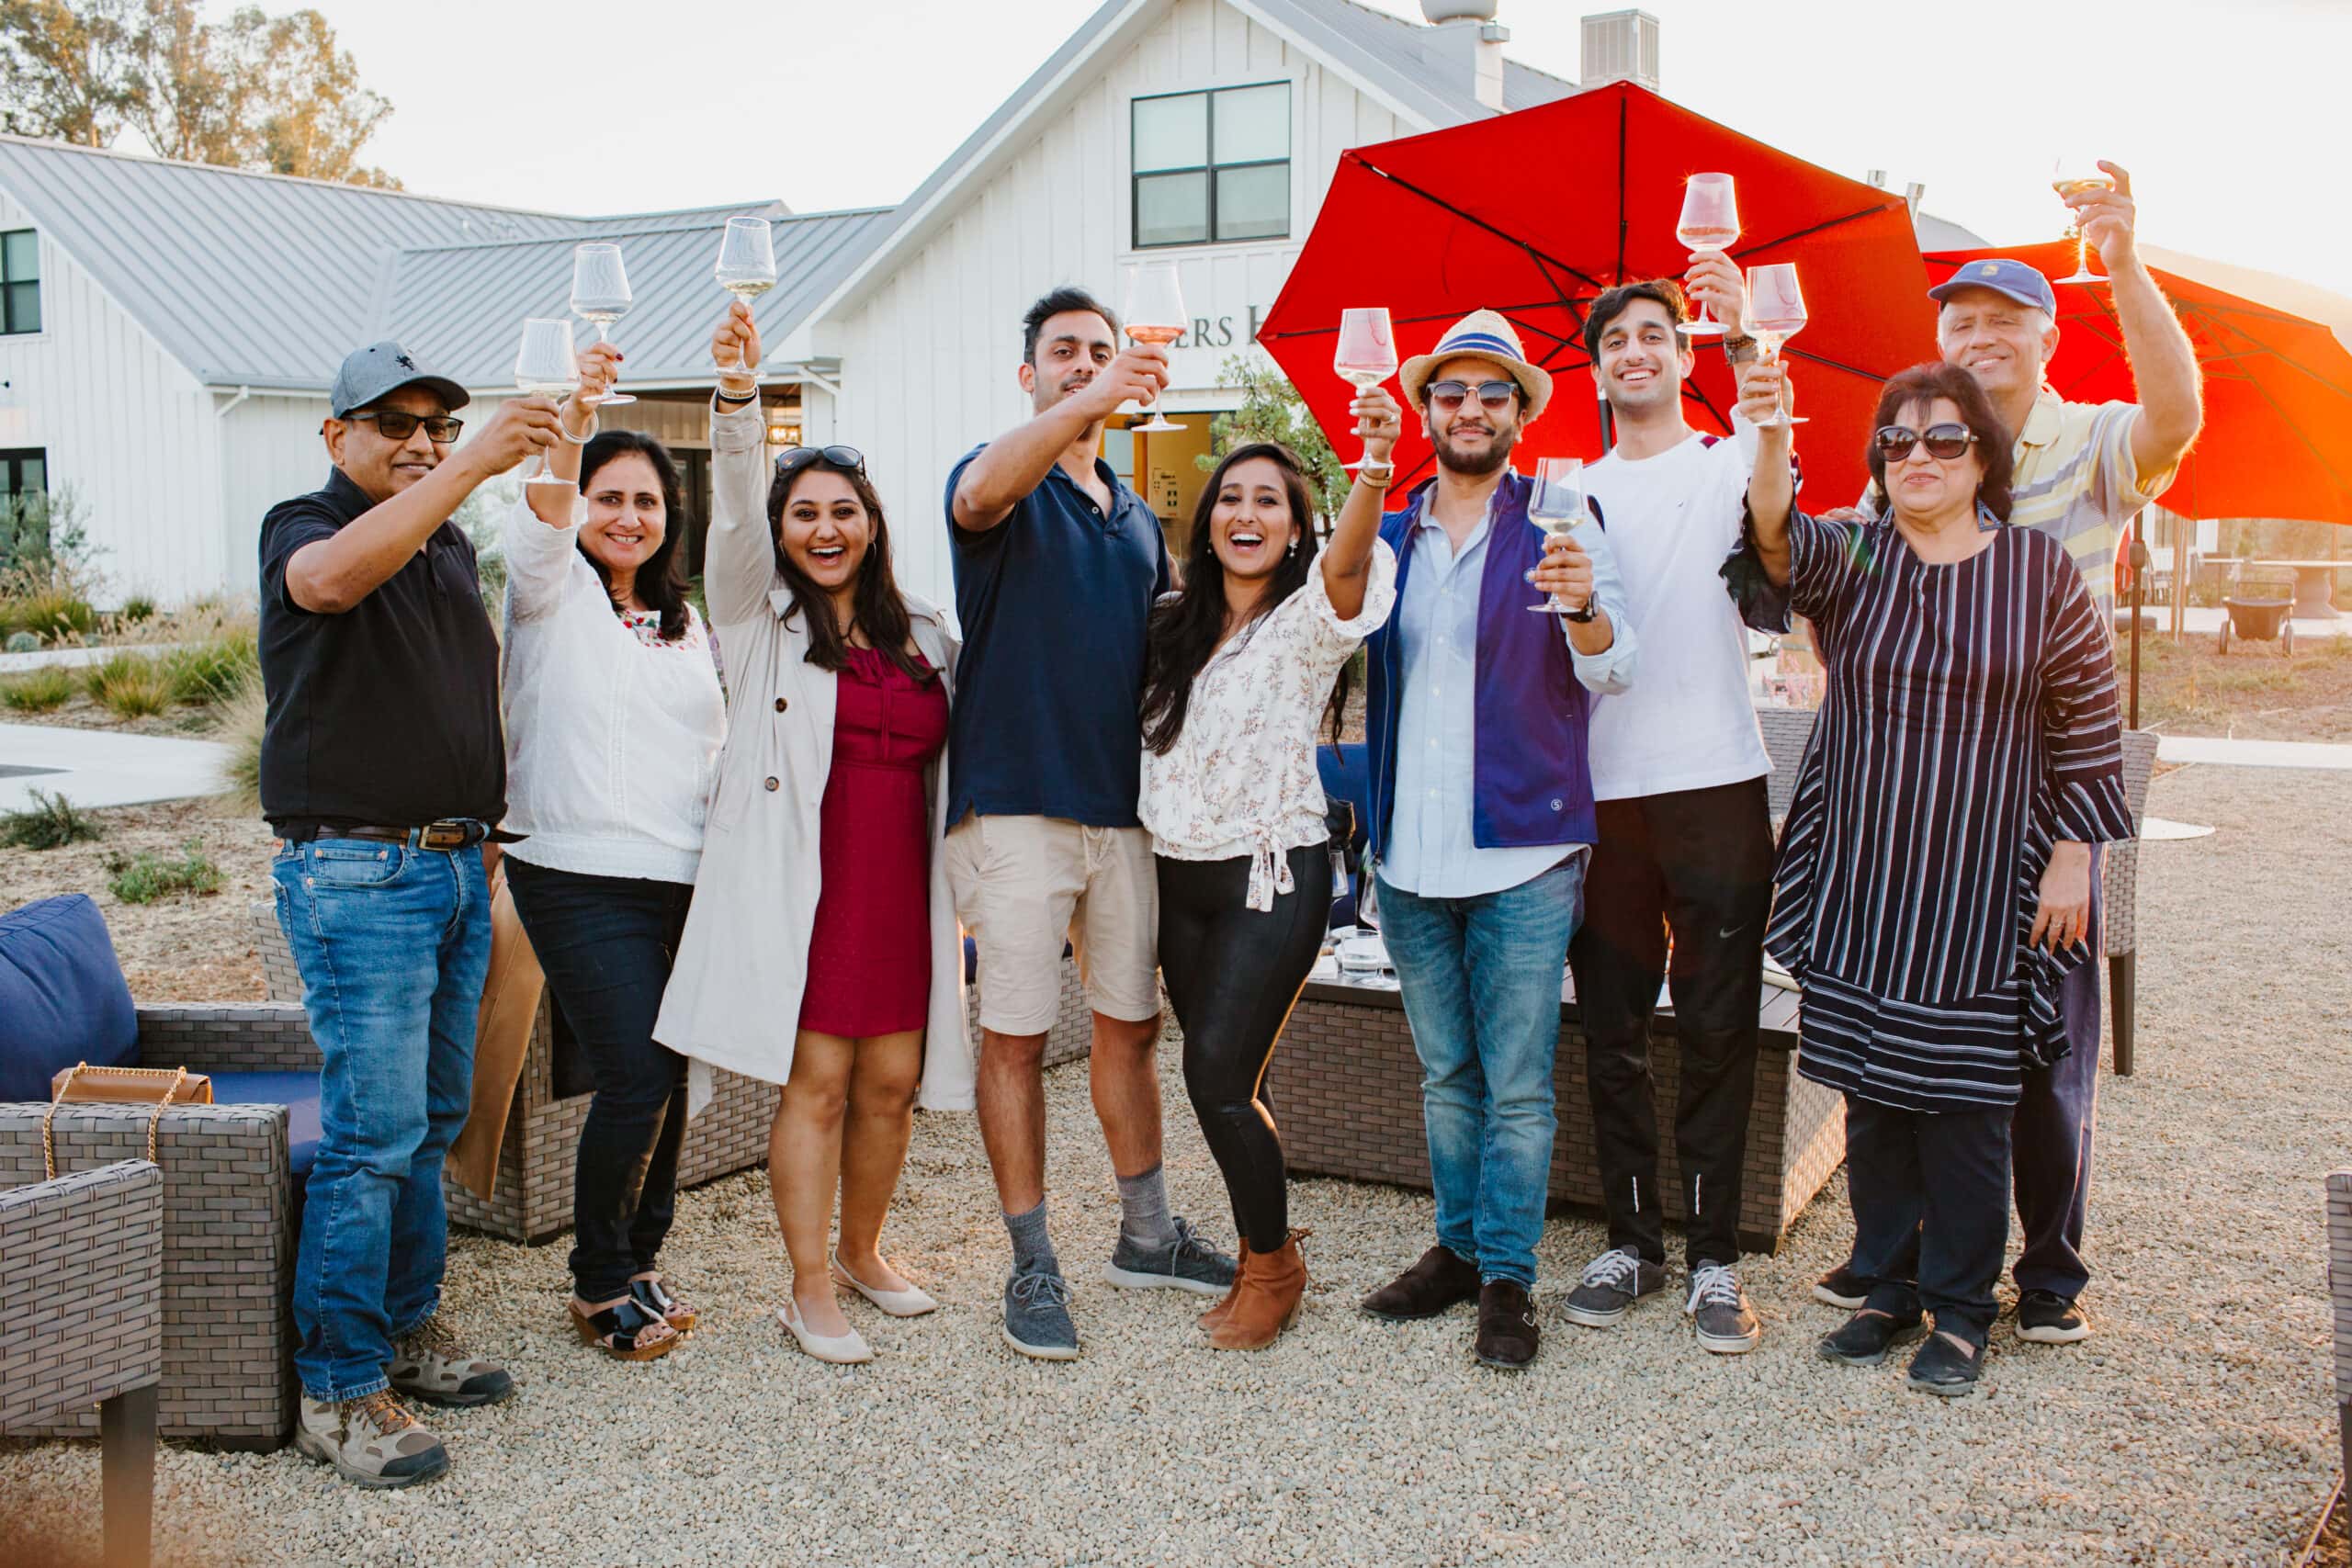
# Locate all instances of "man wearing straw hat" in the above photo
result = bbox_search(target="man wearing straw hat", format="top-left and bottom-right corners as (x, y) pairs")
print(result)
(1354, 310), (1637, 1370)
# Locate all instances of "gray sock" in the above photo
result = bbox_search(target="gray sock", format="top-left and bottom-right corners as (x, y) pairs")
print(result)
(1116, 1163), (1180, 1253)
(1003, 1201), (1059, 1277)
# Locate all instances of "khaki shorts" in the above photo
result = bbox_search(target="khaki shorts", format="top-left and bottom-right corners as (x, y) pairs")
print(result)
(944, 813), (1159, 1034)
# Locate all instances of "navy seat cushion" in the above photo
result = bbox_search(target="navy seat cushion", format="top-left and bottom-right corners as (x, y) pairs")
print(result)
(1316, 743), (1373, 931)
(0, 894), (139, 1101)
(961, 936), (1074, 985)
(208, 1071), (323, 1179)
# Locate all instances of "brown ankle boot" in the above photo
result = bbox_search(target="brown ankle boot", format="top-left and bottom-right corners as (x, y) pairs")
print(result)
(1209, 1231), (1307, 1351)
(1198, 1241), (1250, 1333)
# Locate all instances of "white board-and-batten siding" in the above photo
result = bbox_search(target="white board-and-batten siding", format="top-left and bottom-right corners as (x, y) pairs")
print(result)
(822, 0), (1408, 606)
(0, 185), (236, 607)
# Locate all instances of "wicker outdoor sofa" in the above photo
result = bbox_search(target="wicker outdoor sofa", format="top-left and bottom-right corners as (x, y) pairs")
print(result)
(0, 1005), (306, 1449)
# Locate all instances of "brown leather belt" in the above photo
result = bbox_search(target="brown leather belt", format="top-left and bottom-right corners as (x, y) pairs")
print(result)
(330, 820), (498, 851)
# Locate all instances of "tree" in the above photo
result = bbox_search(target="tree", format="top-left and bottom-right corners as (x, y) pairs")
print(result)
(0, 0), (141, 147)
(240, 7), (397, 187)
(1194, 353), (1350, 528)
(122, 0), (243, 164)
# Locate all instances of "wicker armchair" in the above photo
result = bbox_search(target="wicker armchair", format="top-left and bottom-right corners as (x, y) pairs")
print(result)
(2329, 1172), (2352, 1487)
(2105, 728), (2161, 1075)
(0, 1005), (305, 1449)
(0, 1158), (163, 1568)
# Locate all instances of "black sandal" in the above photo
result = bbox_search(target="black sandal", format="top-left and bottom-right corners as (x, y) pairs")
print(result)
(570, 1296), (679, 1361)
(629, 1274), (696, 1335)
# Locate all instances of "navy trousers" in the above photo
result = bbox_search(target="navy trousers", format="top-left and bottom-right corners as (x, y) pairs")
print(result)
(2010, 847), (2103, 1301)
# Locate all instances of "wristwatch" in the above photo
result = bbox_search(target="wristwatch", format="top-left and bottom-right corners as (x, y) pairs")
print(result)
(1565, 598), (1598, 624)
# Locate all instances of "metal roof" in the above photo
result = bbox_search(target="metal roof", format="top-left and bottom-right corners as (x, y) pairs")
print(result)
(1266, 0), (1579, 121)
(383, 208), (893, 390)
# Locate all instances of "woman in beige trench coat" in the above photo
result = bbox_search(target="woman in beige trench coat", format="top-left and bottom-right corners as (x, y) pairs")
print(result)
(654, 303), (973, 1364)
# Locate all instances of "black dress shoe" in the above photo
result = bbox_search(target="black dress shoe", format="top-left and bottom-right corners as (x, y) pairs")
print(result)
(1361, 1245), (1480, 1321)
(1816, 1308), (1927, 1367)
(1474, 1280), (1540, 1370)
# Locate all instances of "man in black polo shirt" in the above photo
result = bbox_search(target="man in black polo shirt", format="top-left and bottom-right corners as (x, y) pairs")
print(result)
(261, 340), (558, 1488)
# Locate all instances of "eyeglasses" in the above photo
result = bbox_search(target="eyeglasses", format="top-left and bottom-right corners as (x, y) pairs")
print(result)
(349, 411), (463, 444)
(1874, 423), (1978, 462)
(1425, 379), (1518, 412)
(774, 445), (866, 479)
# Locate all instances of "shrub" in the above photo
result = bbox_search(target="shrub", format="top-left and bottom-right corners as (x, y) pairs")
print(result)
(3, 630), (35, 653)
(106, 840), (223, 904)
(161, 628), (259, 706)
(118, 595), (156, 624)
(0, 788), (101, 850)
(85, 651), (173, 718)
(1, 585), (99, 644)
(213, 676), (267, 817)
(1, 665), (76, 712)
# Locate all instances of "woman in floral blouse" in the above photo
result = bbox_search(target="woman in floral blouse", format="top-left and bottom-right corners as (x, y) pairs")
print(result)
(1136, 389), (1401, 1350)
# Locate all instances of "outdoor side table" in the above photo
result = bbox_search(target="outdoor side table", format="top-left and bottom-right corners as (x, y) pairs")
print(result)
(1274, 970), (1841, 1255)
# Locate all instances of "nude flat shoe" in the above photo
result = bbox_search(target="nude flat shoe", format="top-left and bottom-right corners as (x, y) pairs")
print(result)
(777, 1299), (874, 1364)
(831, 1253), (940, 1318)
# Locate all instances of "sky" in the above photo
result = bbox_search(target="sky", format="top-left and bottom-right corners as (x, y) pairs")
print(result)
(232, 0), (2352, 297)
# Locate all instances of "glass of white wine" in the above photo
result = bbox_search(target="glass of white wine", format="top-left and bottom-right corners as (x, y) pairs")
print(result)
(514, 318), (580, 490)
(1122, 262), (1186, 433)
(1676, 173), (1739, 337)
(713, 217), (778, 379)
(571, 243), (635, 406)
(1526, 456), (1589, 614)
(1332, 307), (1398, 471)
(1745, 263), (1809, 428)
(2051, 153), (2111, 286)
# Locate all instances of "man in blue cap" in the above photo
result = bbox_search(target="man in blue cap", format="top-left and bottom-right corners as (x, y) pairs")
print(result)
(261, 340), (561, 1486)
(1813, 164), (2201, 1346)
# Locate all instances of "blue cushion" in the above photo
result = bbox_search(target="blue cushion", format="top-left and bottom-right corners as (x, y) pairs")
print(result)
(0, 894), (139, 1101)
(208, 1071), (322, 1180)
(1317, 743), (1371, 858)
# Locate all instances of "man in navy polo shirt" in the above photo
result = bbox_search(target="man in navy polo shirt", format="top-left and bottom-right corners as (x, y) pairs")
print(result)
(944, 286), (1238, 1361)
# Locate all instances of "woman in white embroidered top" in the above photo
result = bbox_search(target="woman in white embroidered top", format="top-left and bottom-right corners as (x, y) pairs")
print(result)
(502, 343), (724, 1362)
(1136, 391), (1401, 1351)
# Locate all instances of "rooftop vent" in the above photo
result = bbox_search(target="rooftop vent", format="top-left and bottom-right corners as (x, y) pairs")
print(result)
(1581, 10), (1661, 93)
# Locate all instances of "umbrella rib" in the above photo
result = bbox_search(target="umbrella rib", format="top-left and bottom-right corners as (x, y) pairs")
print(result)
(1615, 96), (1629, 283)
(1355, 163), (1612, 295)
(1736, 200), (1912, 259)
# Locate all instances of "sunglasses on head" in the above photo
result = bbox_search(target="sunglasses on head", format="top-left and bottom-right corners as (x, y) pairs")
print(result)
(350, 411), (463, 444)
(774, 445), (867, 479)
(1874, 423), (1977, 462)
(1425, 379), (1518, 412)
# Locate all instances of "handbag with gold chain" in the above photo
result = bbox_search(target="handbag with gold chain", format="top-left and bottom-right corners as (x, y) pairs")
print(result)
(42, 1062), (214, 1179)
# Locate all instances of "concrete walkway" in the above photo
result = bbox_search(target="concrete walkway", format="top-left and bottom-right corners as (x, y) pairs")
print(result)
(0, 723), (229, 812)
(2155, 733), (2352, 771)
(0, 642), (180, 676)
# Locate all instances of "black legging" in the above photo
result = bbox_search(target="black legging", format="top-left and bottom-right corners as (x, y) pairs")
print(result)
(1156, 844), (1331, 1254)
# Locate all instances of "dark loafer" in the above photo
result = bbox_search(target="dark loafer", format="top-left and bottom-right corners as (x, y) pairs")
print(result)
(1474, 1280), (1541, 1370)
(1817, 1308), (1928, 1367)
(1361, 1245), (1481, 1321)
(1906, 1330), (1986, 1395)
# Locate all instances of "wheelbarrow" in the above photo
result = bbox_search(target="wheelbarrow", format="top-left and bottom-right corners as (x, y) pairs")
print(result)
(2218, 593), (2295, 656)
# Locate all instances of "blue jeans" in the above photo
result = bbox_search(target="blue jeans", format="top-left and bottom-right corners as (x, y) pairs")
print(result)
(1376, 856), (1584, 1289)
(272, 838), (491, 1402)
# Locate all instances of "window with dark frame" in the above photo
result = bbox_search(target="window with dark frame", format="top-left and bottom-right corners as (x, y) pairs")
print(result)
(1131, 83), (1290, 250)
(1, 231), (39, 335)
(0, 449), (44, 502)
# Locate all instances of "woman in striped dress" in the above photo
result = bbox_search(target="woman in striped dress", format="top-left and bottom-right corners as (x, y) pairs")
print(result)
(1738, 360), (2132, 1395)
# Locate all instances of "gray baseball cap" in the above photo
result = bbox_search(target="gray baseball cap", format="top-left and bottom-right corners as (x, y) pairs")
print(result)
(329, 340), (469, 420)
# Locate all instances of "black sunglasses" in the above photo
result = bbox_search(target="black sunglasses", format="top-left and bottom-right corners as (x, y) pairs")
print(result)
(350, 411), (463, 444)
(1875, 423), (1978, 462)
(774, 445), (867, 479)
(1425, 378), (1519, 412)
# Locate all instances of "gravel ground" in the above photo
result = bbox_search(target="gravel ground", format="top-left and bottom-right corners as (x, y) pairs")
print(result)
(4, 761), (2347, 1566)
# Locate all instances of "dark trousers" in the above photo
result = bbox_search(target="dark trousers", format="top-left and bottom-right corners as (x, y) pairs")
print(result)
(1566, 779), (1775, 1269)
(1157, 845), (1330, 1255)
(504, 858), (694, 1303)
(2011, 845), (2103, 1301)
(1844, 1094), (2012, 1345)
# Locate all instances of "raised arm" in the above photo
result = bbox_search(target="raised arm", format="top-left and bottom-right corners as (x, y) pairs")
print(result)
(505, 343), (622, 622)
(1739, 359), (1795, 586)
(1320, 383), (1401, 620)
(2065, 163), (2201, 485)
(704, 302), (780, 626)
(949, 345), (1170, 532)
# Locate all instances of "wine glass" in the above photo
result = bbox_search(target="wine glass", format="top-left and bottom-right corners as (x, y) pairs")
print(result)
(1526, 456), (1589, 614)
(2051, 152), (2111, 286)
(1745, 264), (1810, 428)
(713, 217), (778, 378)
(1332, 307), (1398, 471)
(1122, 261), (1186, 433)
(1676, 173), (1739, 337)
(514, 319), (580, 490)
(570, 243), (635, 406)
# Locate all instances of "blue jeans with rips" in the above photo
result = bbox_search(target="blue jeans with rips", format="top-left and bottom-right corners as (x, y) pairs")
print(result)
(272, 838), (491, 1403)
(1374, 856), (1584, 1289)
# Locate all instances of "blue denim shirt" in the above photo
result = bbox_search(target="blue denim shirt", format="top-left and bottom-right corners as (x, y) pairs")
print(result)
(1381, 490), (1636, 898)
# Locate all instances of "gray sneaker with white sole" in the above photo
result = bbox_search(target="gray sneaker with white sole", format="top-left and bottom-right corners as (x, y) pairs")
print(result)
(1560, 1247), (1668, 1327)
(1102, 1216), (1237, 1296)
(1003, 1267), (1080, 1360)
(1686, 1262), (1762, 1354)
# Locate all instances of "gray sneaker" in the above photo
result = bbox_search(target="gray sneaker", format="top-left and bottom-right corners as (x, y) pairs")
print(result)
(1559, 1247), (1668, 1327)
(1102, 1216), (1238, 1296)
(389, 1315), (515, 1407)
(294, 1391), (447, 1489)
(1687, 1262), (1763, 1354)
(1002, 1267), (1080, 1360)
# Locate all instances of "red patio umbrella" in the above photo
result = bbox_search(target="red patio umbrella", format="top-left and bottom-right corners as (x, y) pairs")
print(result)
(1261, 82), (1938, 504)
(1925, 241), (2352, 524)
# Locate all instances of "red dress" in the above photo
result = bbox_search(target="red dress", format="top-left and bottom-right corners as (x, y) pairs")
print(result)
(798, 646), (950, 1037)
